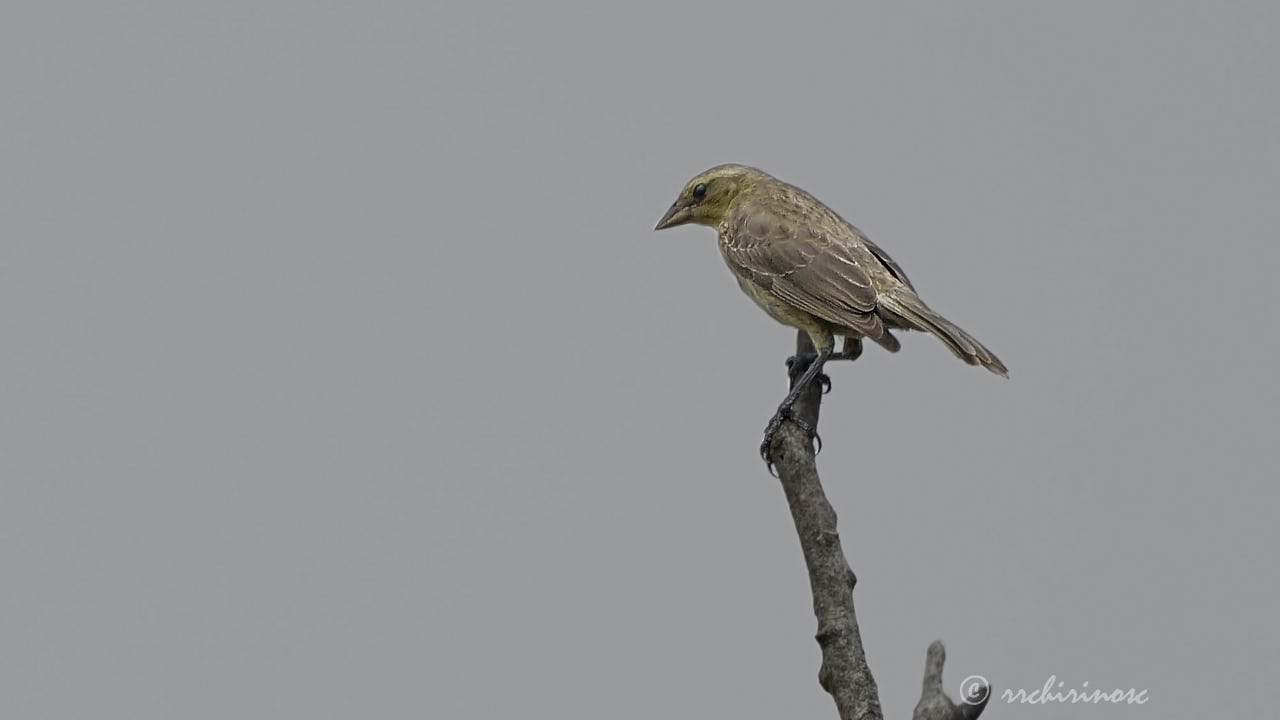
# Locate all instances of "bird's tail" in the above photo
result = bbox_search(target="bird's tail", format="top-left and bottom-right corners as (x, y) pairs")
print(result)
(878, 291), (1008, 377)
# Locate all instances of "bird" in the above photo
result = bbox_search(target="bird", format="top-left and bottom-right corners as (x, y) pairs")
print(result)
(654, 164), (1006, 467)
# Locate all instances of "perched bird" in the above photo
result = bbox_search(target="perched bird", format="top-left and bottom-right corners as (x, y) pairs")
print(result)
(654, 164), (1006, 465)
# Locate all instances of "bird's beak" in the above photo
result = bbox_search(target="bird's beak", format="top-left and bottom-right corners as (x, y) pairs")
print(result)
(654, 203), (693, 231)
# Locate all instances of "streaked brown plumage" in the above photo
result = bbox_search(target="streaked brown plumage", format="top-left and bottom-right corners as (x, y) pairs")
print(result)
(655, 164), (1006, 467)
(655, 164), (1007, 376)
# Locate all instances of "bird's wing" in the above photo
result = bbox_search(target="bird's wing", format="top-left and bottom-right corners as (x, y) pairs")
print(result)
(859, 232), (915, 291)
(722, 209), (894, 344)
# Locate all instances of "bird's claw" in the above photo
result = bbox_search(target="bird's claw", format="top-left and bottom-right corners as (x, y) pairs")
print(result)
(759, 406), (822, 474)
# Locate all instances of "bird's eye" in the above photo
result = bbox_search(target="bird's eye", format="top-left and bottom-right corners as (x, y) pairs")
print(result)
(692, 183), (707, 200)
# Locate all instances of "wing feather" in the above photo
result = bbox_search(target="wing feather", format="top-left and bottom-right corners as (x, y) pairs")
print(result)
(860, 234), (915, 291)
(721, 206), (894, 345)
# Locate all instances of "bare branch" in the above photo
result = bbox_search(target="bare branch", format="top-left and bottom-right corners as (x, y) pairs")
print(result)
(771, 331), (883, 720)
(770, 331), (990, 720)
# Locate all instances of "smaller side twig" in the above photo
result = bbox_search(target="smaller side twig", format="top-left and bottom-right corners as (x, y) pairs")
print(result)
(912, 641), (989, 720)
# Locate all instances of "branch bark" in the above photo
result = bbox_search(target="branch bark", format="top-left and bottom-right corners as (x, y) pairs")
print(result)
(769, 331), (988, 720)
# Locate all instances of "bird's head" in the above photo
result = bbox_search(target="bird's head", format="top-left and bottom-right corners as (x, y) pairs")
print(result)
(654, 164), (763, 231)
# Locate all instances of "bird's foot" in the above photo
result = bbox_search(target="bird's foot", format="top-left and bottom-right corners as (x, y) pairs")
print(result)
(786, 354), (832, 393)
(760, 406), (822, 475)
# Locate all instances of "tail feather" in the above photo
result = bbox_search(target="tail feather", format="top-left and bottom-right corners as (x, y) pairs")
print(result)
(878, 291), (1008, 377)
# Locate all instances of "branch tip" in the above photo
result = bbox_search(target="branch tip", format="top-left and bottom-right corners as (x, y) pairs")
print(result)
(912, 641), (988, 720)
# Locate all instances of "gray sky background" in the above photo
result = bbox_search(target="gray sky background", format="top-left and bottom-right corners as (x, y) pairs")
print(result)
(3, 1), (1277, 718)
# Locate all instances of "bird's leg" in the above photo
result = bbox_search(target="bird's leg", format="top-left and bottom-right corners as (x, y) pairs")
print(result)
(786, 338), (860, 393)
(837, 336), (863, 362)
(763, 338), (834, 467)
(786, 353), (831, 393)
